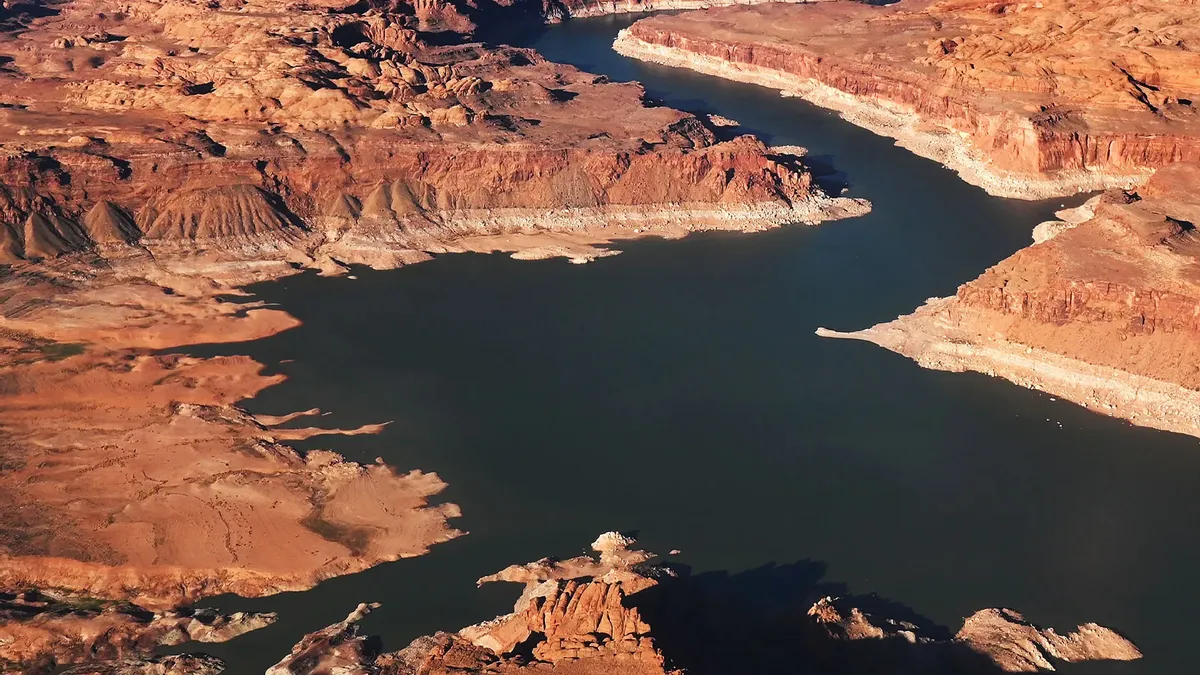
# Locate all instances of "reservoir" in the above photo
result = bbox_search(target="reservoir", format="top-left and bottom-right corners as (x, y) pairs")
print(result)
(178, 15), (1200, 675)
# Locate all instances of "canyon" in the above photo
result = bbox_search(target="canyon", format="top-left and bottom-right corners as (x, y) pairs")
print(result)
(614, 0), (1200, 198)
(0, 0), (866, 671)
(615, 0), (1200, 438)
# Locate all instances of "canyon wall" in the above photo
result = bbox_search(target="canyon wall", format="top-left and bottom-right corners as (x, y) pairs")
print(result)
(0, 0), (866, 271)
(615, 0), (1200, 198)
(821, 162), (1200, 438)
(262, 533), (1142, 675)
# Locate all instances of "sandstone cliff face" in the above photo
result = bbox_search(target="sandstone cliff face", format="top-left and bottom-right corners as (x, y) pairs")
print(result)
(0, 0), (863, 269)
(820, 162), (1200, 437)
(460, 532), (667, 667)
(616, 0), (1200, 197)
(546, 0), (822, 21)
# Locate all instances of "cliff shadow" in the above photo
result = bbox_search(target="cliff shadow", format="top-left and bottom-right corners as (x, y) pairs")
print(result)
(797, 153), (851, 196)
(627, 560), (1007, 675)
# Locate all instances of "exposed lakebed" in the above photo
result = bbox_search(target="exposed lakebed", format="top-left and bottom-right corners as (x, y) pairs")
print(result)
(177, 15), (1200, 675)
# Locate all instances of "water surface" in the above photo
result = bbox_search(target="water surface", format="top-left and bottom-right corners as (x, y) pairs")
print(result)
(178, 15), (1200, 675)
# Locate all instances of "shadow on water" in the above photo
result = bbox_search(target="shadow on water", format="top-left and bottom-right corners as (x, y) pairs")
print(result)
(630, 561), (1127, 675)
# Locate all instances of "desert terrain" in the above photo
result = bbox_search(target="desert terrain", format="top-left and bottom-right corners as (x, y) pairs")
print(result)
(615, 0), (1200, 198)
(5, 0), (1197, 672)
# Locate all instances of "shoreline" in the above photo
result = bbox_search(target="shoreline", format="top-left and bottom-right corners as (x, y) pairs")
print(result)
(612, 31), (1153, 200)
(818, 298), (1200, 441)
(558, 0), (829, 19)
(137, 194), (872, 272)
(319, 193), (871, 265)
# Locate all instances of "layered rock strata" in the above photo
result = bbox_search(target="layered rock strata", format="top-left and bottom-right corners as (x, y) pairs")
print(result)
(266, 532), (678, 675)
(545, 0), (825, 22)
(264, 534), (1140, 675)
(614, 0), (1200, 198)
(820, 162), (1200, 437)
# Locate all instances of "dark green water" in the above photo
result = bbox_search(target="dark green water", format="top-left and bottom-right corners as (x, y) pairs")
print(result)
(175, 15), (1200, 675)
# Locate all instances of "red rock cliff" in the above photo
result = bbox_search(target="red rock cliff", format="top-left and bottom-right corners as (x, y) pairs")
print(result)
(617, 0), (1200, 197)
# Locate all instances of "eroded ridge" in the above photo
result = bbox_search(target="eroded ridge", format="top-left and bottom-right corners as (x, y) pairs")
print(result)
(0, 0), (868, 631)
(615, 0), (1200, 198)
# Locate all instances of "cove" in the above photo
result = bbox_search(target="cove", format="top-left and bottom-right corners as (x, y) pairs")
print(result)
(174, 15), (1200, 675)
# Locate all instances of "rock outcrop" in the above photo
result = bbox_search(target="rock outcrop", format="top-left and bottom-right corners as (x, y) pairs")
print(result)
(58, 654), (227, 675)
(807, 597), (1140, 672)
(266, 533), (677, 675)
(264, 535), (1140, 675)
(820, 161), (1200, 438)
(459, 531), (669, 667)
(266, 602), (383, 675)
(956, 608), (1143, 673)
(0, 0), (865, 632)
(614, 0), (1200, 198)
(0, 0), (866, 270)
(0, 590), (273, 674)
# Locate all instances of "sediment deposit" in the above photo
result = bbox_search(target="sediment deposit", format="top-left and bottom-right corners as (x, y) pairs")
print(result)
(614, 0), (1200, 198)
(0, 257), (464, 606)
(820, 162), (1200, 438)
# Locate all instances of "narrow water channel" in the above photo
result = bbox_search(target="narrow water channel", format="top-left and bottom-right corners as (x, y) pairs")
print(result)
(176, 15), (1200, 675)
